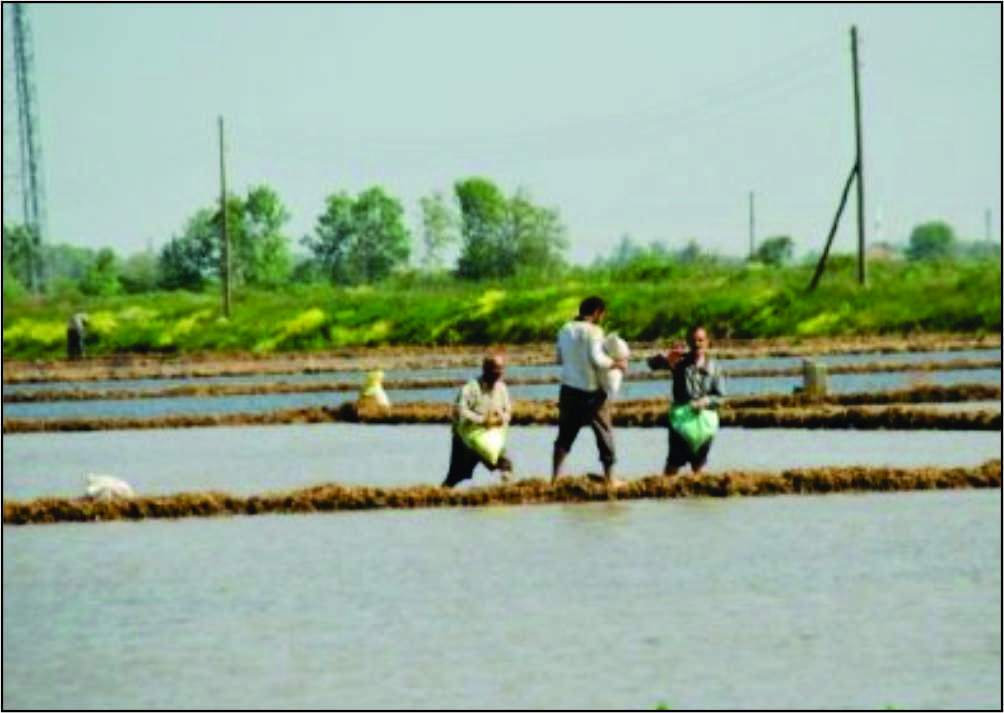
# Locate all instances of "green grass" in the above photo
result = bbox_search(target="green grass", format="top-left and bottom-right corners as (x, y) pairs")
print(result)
(3, 257), (1000, 359)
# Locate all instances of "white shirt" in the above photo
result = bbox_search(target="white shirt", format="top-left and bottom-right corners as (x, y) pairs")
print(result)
(556, 319), (614, 392)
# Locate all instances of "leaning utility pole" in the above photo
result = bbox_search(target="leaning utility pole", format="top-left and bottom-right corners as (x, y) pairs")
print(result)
(809, 26), (868, 291)
(218, 116), (231, 318)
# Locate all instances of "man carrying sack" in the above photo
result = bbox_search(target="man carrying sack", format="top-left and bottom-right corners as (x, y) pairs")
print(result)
(648, 325), (726, 475)
(442, 353), (514, 488)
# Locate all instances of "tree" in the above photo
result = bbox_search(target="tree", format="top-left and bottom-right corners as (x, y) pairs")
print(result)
(305, 187), (411, 284)
(159, 208), (219, 290)
(455, 177), (510, 279)
(419, 191), (460, 271)
(507, 187), (568, 275)
(676, 239), (702, 264)
(234, 185), (292, 287)
(80, 248), (122, 296)
(907, 221), (956, 261)
(454, 177), (568, 280)
(161, 184), (294, 291)
(752, 235), (793, 266)
(2, 223), (34, 291)
(119, 249), (160, 294)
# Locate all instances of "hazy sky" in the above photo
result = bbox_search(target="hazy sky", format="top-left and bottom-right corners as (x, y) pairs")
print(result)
(3, 3), (1001, 264)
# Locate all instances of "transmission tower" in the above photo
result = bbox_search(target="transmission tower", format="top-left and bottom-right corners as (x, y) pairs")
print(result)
(3, 3), (47, 291)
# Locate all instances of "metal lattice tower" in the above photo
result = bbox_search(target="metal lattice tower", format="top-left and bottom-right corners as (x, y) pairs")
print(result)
(3, 3), (47, 291)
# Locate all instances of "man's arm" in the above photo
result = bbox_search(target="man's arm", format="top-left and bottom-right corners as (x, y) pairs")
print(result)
(587, 329), (615, 370)
(455, 382), (486, 425)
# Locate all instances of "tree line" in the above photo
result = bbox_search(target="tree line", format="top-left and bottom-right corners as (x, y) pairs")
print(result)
(2, 175), (998, 300)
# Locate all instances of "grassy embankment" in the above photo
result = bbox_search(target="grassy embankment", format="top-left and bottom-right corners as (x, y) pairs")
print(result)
(3, 258), (1000, 360)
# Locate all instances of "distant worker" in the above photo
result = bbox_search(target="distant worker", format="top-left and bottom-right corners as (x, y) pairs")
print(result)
(442, 353), (513, 488)
(66, 313), (89, 360)
(552, 296), (628, 487)
(648, 325), (726, 475)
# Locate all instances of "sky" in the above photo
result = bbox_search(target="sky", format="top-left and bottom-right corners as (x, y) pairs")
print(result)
(3, 3), (1001, 265)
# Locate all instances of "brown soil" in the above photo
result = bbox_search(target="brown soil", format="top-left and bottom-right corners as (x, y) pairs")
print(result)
(3, 333), (999, 384)
(4, 361), (999, 404)
(4, 460), (999, 527)
(3, 396), (1000, 434)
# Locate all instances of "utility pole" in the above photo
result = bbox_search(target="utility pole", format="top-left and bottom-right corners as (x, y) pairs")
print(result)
(218, 116), (231, 318)
(808, 26), (868, 292)
(9, 3), (47, 292)
(851, 25), (866, 285)
(749, 191), (755, 259)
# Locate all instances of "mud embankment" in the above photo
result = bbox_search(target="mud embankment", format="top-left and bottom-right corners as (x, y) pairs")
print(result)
(4, 461), (999, 527)
(4, 333), (999, 385)
(4, 395), (1000, 434)
(4, 361), (1000, 404)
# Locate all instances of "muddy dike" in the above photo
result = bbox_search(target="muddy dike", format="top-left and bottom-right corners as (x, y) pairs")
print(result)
(4, 397), (1001, 434)
(4, 461), (1000, 527)
(3, 333), (999, 385)
(4, 361), (1000, 404)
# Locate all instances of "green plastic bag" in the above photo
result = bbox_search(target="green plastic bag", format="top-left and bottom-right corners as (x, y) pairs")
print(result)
(457, 423), (507, 466)
(669, 404), (719, 451)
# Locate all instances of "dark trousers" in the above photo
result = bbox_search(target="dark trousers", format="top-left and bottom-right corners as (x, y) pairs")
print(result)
(665, 425), (713, 473)
(442, 431), (512, 488)
(67, 328), (84, 360)
(555, 385), (615, 466)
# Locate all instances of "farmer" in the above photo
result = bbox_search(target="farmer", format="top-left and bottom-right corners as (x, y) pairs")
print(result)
(442, 353), (513, 488)
(552, 296), (629, 487)
(66, 312), (89, 360)
(648, 325), (726, 475)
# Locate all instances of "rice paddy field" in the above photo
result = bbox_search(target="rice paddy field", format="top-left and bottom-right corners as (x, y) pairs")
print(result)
(2, 335), (1001, 709)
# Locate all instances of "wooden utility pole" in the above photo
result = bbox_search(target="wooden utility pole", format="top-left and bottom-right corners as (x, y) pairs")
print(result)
(749, 191), (755, 259)
(218, 116), (231, 318)
(851, 25), (866, 285)
(808, 26), (868, 292)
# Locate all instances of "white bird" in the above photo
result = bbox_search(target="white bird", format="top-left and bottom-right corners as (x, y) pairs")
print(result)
(85, 474), (135, 500)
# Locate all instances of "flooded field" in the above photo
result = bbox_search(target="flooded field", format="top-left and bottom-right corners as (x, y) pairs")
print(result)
(3, 338), (1000, 708)
(4, 423), (1001, 500)
(3, 368), (1001, 422)
(3, 486), (1000, 709)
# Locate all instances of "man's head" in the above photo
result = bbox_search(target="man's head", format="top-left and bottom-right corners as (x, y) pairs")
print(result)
(686, 325), (709, 355)
(481, 353), (506, 385)
(578, 296), (607, 322)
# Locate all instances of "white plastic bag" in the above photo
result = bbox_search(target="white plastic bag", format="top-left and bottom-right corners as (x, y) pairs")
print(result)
(85, 474), (134, 500)
(458, 423), (507, 466)
(599, 333), (630, 396)
(358, 369), (391, 409)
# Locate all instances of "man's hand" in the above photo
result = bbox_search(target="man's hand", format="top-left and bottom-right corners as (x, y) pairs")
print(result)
(667, 340), (687, 367)
(692, 397), (710, 410)
(612, 358), (629, 372)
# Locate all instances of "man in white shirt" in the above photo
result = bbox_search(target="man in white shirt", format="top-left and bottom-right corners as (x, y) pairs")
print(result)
(552, 296), (628, 486)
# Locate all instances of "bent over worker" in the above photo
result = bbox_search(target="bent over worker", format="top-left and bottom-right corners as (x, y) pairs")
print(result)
(442, 353), (514, 488)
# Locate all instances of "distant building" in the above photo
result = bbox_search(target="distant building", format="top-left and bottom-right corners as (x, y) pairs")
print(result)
(867, 243), (902, 262)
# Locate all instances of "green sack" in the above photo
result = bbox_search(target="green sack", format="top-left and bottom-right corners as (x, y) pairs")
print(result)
(457, 423), (507, 466)
(669, 404), (719, 451)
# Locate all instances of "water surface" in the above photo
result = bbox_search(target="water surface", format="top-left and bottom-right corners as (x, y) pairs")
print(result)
(3, 489), (1000, 710)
